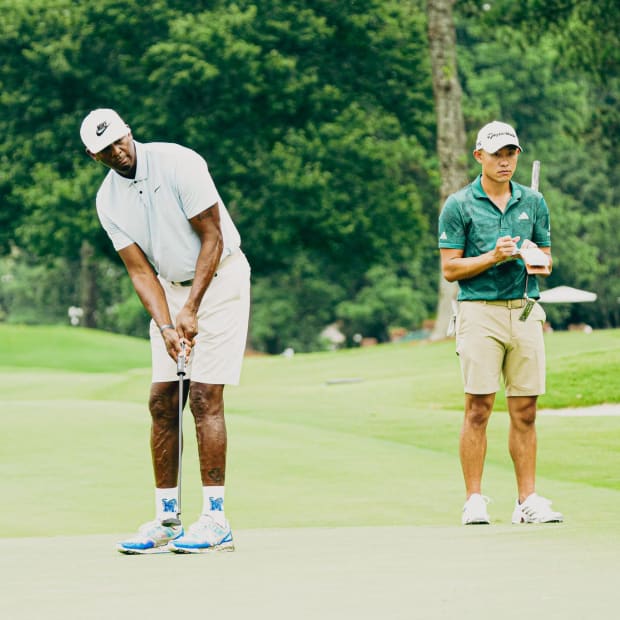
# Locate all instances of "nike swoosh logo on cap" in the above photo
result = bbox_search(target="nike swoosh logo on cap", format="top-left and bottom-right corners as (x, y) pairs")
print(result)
(95, 121), (109, 137)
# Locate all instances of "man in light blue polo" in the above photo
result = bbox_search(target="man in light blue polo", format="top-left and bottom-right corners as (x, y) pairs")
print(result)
(438, 121), (563, 526)
(81, 108), (251, 553)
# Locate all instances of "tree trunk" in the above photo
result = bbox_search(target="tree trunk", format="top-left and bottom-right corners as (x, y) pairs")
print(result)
(427, 0), (468, 339)
(79, 239), (97, 328)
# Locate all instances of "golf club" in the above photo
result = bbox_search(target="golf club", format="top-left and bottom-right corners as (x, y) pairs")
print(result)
(531, 159), (540, 191)
(161, 341), (186, 527)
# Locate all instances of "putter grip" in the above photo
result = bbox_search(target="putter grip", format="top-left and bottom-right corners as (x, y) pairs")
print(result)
(531, 160), (540, 191)
(177, 352), (186, 376)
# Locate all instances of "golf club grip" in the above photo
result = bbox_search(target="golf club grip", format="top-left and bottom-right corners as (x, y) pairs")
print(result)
(531, 160), (540, 191)
(177, 347), (186, 376)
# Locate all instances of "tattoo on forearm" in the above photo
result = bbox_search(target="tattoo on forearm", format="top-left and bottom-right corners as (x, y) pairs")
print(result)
(207, 467), (225, 484)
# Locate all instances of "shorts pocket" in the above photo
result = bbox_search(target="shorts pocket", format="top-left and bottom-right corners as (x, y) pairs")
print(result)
(531, 301), (546, 323)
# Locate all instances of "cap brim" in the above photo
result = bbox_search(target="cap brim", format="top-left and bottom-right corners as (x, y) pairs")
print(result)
(87, 127), (130, 154)
(484, 139), (522, 153)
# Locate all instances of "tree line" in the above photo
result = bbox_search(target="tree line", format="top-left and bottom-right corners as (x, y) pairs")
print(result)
(0, 0), (618, 352)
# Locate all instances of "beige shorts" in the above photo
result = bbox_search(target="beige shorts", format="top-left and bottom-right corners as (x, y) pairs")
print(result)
(455, 300), (546, 396)
(150, 250), (251, 385)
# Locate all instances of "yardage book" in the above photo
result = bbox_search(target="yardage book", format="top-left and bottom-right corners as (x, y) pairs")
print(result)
(519, 246), (550, 275)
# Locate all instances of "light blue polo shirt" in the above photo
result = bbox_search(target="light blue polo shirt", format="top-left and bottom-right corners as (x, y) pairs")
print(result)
(438, 175), (551, 300)
(96, 141), (241, 282)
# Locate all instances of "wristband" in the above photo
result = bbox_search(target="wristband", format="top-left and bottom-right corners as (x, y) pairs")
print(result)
(158, 323), (175, 334)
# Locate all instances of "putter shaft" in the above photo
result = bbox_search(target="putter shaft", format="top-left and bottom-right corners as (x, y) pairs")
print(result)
(162, 344), (186, 527)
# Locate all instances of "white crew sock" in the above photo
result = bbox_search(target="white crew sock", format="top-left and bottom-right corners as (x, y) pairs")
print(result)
(155, 487), (179, 522)
(202, 486), (226, 526)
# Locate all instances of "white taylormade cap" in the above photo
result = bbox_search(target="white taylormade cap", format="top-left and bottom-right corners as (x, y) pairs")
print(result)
(475, 121), (522, 153)
(80, 108), (130, 153)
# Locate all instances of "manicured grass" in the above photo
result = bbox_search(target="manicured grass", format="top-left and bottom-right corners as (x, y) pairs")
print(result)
(0, 324), (150, 373)
(1, 325), (619, 537)
(2, 324), (619, 407)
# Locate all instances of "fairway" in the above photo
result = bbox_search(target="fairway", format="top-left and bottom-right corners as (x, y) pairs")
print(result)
(1, 326), (620, 618)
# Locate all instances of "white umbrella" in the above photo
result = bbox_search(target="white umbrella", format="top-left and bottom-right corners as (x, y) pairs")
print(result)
(538, 286), (597, 303)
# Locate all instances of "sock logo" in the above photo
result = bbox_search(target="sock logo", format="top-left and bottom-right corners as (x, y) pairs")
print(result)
(209, 497), (224, 512)
(162, 498), (178, 513)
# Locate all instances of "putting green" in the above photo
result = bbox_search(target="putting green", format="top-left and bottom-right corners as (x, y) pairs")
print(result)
(0, 524), (617, 620)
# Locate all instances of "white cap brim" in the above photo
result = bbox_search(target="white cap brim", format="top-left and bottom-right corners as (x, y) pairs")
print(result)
(479, 136), (521, 153)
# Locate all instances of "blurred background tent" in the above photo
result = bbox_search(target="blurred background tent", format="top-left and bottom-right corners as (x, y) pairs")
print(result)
(539, 286), (597, 304)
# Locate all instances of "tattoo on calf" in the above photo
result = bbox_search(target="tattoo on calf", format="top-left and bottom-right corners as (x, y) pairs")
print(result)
(207, 467), (225, 484)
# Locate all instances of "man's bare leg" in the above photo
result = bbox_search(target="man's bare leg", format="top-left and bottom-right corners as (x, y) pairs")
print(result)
(149, 381), (185, 487)
(460, 393), (495, 497)
(189, 382), (227, 485)
(507, 395), (538, 502)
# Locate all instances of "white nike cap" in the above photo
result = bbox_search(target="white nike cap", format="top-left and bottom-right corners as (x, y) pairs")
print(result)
(80, 108), (130, 153)
(475, 121), (522, 153)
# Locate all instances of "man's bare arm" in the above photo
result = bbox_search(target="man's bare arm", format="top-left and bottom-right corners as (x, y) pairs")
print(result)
(118, 243), (173, 329)
(440, 235), (521, 282)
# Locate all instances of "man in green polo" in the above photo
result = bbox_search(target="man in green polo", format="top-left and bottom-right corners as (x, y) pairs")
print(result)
(438, 120), (563, 525)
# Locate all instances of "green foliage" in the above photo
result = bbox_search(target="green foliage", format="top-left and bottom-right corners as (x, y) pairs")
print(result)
(0, 0), (618, 345)
(0, 249), (77, 325)
(241, 103), (431, 277)
(140, 0), (435, 282)
(336, 265), (428, 343)
(580, 205), (620, 327)
(0, 246), (149, 335)
(250, 253), (345, 353)
(13, 165), (111, 260)
(0, 0), (437, 347)
(464, 0), (620, 81)
(97, 276), (152, 337)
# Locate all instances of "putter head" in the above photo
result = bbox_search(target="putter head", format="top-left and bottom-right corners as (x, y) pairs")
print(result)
(160, 516), (182, 527)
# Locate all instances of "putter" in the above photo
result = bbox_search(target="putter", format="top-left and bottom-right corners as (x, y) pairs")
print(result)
(161, 342), (186, 527)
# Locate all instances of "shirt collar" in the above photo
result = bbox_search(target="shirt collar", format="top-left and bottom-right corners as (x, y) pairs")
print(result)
(472, 174), (522, 204)
(133, 141), (148, 181)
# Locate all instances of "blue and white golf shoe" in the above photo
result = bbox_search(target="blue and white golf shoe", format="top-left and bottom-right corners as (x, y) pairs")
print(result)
(169, 514), (234, 553)
(117, 519), (183, 554)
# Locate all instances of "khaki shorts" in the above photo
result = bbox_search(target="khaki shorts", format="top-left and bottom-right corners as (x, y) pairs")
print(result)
(150, 250), (251, 385)
(455, 300), (546, 396)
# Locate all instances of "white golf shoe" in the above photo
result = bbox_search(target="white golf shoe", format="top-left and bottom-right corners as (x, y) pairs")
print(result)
(462, 493), (491, 525)
(512, 493), (563, 524)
